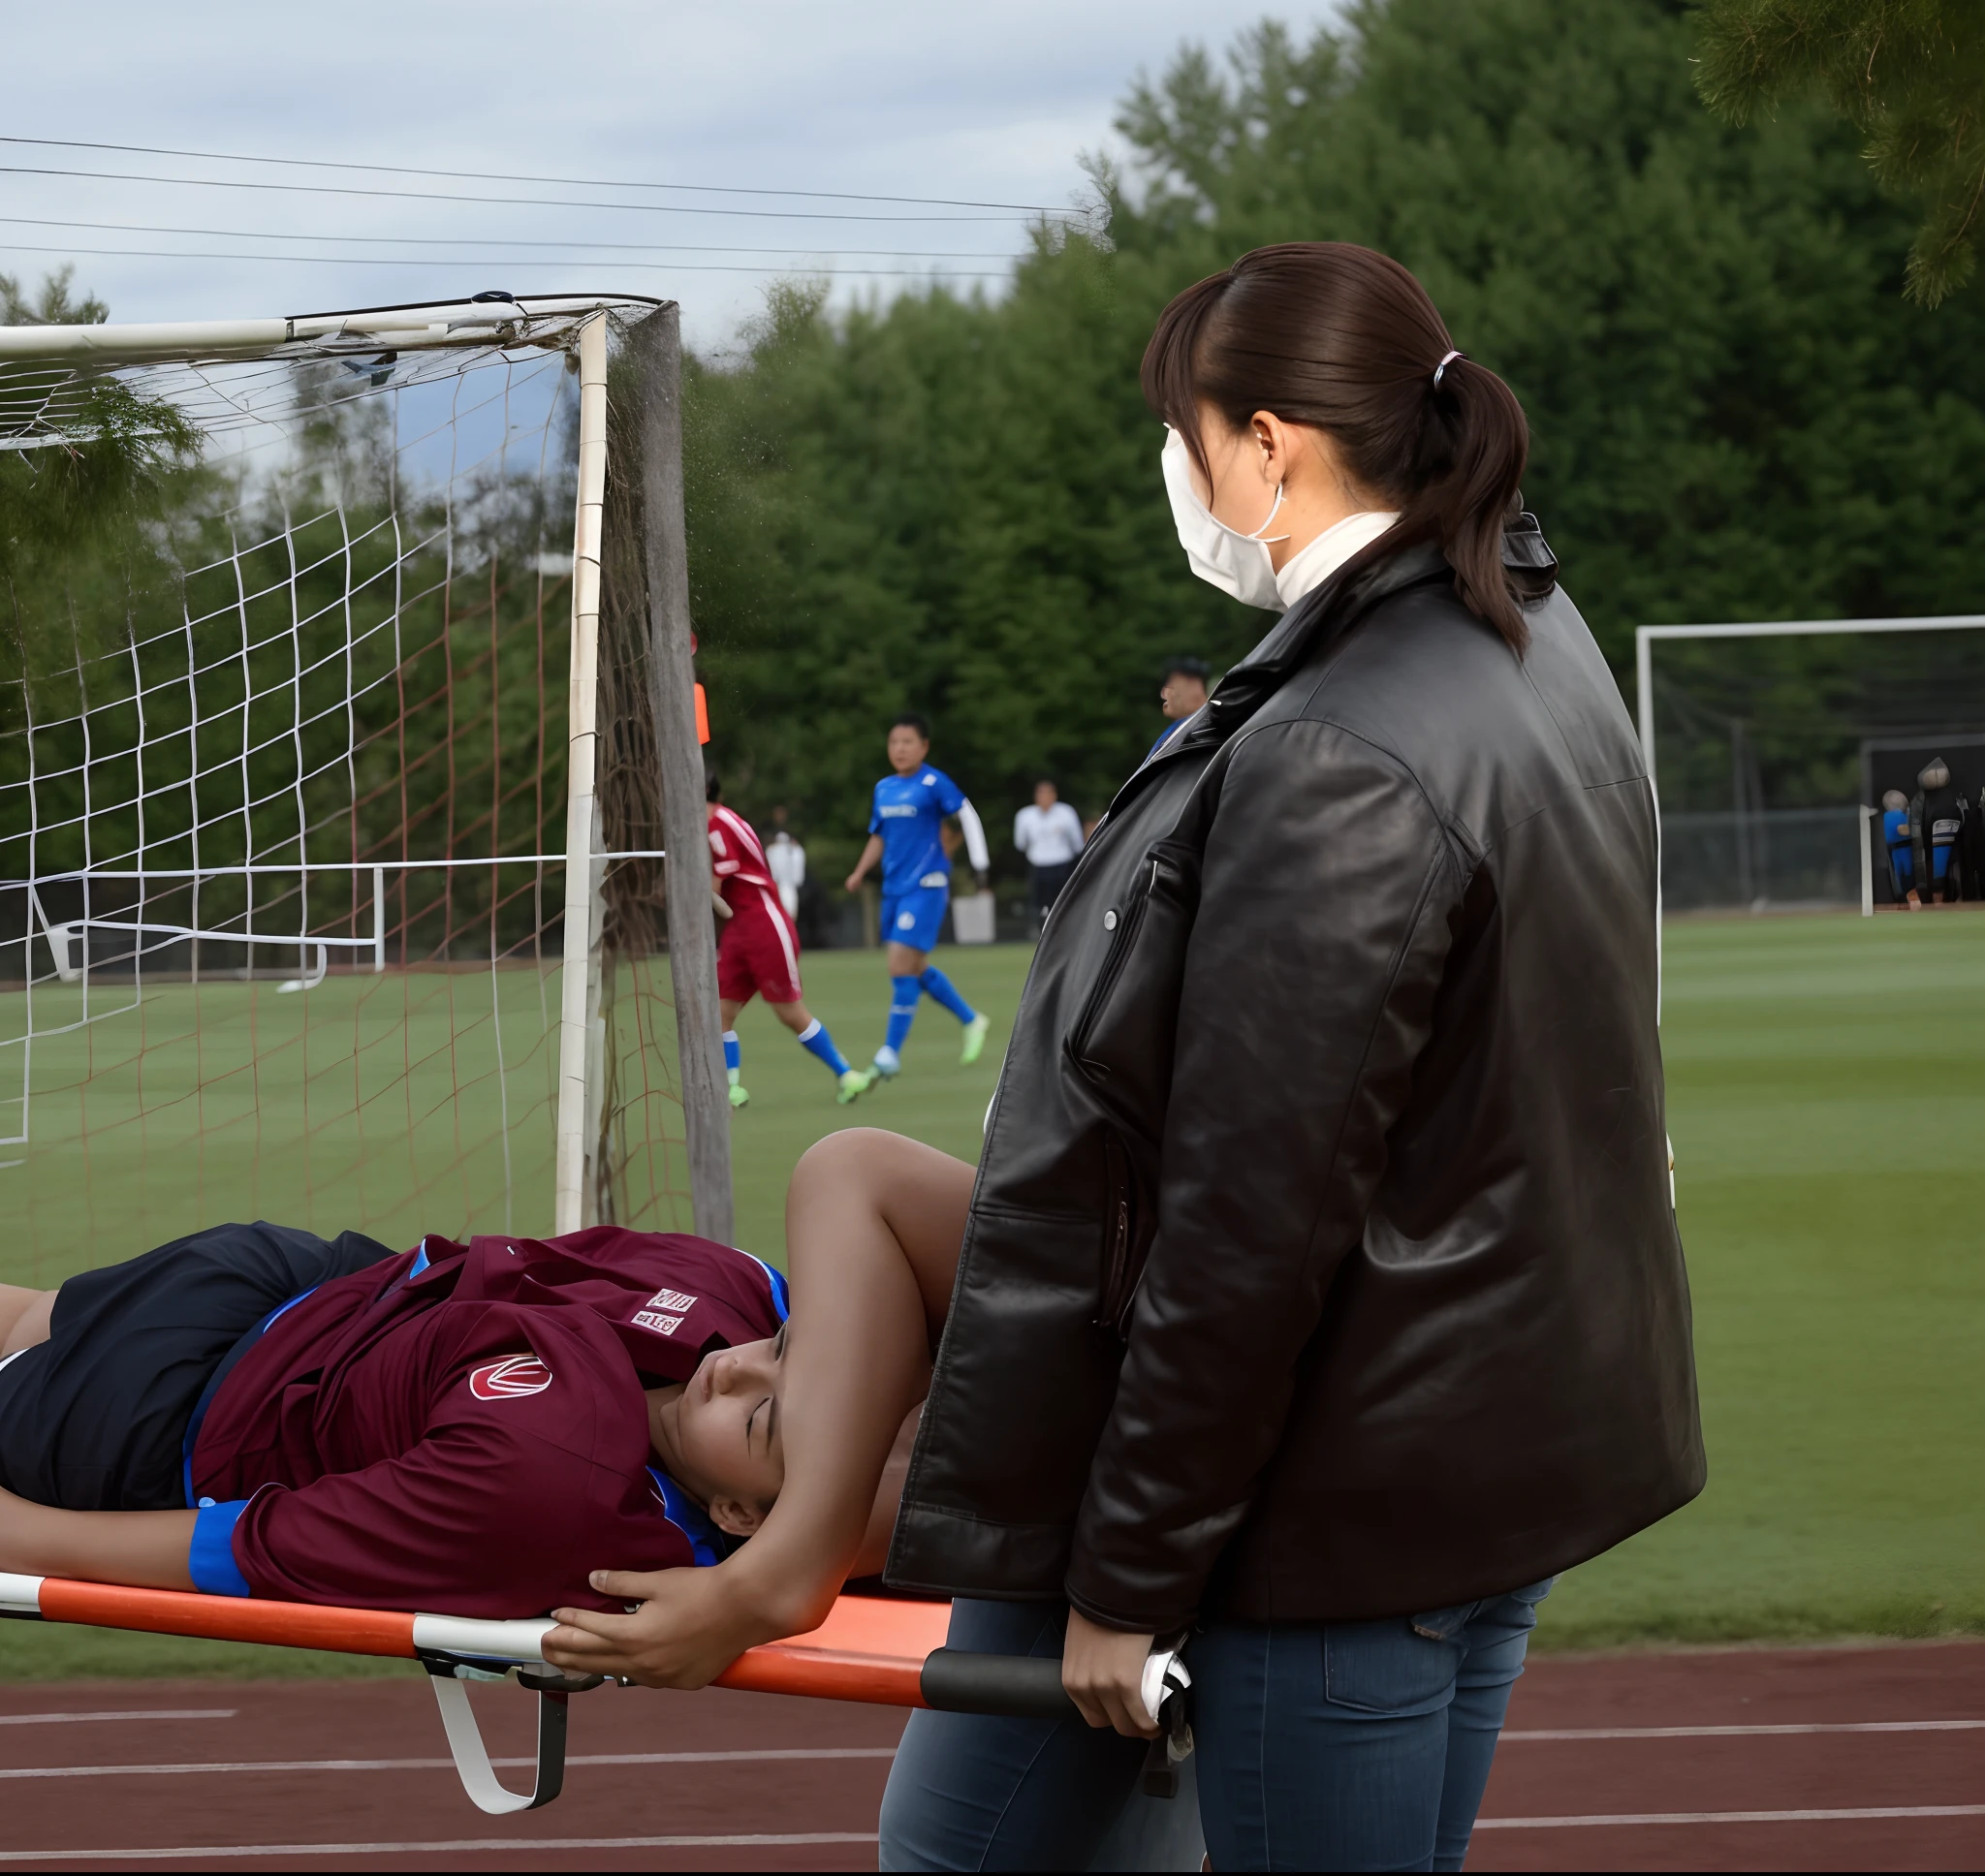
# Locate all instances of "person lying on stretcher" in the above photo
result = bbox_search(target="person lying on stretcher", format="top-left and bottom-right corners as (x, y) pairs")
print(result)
(0, 1132), (961, 1656)
(0, 1207), (901, 1618)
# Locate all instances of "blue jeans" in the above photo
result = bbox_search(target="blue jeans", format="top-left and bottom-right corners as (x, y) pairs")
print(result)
(1193, 1581), (1554, 1872)
(877, 1599), (1205, 1872)
(877, 1583), (1549, 1872)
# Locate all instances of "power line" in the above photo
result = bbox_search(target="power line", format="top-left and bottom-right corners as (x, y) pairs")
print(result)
(0, 135), (1075, 216)
(0, 214), (1023, 265)
(0, 241), (1003, 281)
(0, 164), (1078, 227)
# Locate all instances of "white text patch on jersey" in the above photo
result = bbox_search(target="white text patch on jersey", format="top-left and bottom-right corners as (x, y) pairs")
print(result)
(645, 1288), (698, 1313)
(632, 1309), (686, 1336)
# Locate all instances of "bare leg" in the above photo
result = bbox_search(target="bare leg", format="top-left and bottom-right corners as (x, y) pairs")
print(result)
(0, 1488), (196, 1589)
(764, 998), (815, 1035)
(885, 942), (929, 980)
(0, 1286), (54, 1358)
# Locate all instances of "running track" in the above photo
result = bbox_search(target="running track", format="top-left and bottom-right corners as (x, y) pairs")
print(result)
(0, 1642), (1977, 1869)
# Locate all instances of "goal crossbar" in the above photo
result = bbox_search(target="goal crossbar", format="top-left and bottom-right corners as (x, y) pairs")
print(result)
(0, 294), (667, 367)
(1634, 614), (1985, 800)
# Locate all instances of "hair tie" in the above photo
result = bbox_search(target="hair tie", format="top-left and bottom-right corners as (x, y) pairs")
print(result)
(1433, 349), (1465, 391)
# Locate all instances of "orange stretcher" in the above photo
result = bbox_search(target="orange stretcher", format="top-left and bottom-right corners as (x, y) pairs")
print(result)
(0, 1573), (1079, 1815)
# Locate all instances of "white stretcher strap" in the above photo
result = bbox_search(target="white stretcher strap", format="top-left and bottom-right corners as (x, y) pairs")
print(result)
(426, 1672), (567, 1815)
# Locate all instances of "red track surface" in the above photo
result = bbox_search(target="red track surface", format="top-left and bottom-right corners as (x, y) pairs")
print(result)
(0, 1642), (1977, 1870)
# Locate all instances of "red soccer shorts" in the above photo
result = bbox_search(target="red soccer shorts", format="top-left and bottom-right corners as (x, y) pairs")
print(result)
(716, 886), (804, 1007)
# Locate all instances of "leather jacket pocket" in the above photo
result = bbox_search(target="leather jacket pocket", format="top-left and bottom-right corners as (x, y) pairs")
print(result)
(1065, 839), (1202, 1145)
(1095, 1128), (1155, 1338)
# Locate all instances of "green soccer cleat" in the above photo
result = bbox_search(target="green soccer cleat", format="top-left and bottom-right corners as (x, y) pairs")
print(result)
(961, 1013), (991, 1066)
(835, 1069), (871, 1106)
(728, 1081), (750, 1110)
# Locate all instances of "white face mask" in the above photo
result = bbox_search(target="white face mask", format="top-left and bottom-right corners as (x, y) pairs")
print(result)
(1161, 426), (1291, 611)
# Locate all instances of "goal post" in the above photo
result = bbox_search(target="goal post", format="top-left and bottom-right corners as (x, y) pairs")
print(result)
(0, 293), (732, 1279)
(629, 306), (733, 1249)
(1635, 614), (1985, 916)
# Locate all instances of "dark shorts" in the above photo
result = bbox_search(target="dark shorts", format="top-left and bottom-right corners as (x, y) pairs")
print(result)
(1031, 860), (1077, 914)
(0, 1222), (393, 1512)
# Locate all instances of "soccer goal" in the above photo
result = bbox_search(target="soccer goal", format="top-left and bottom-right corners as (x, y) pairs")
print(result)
(1635, 616), (1985, 916)
(0, 294), (732, 1286)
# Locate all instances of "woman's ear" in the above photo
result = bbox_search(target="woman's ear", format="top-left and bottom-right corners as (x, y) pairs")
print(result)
(708, 1496), (769, 1540)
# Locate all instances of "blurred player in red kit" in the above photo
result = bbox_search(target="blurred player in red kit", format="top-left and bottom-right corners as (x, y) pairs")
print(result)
(709, 775), (866, 1109)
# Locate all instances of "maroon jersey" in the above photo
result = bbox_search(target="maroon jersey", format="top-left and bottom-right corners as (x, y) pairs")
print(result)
(188, 1230), (788, 1617)
(708, 803), (776, 907)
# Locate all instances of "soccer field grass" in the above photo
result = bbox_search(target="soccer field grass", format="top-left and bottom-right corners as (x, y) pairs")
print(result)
(1, 915), (1979, 1672)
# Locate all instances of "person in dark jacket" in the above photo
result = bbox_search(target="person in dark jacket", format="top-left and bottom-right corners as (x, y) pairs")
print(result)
(527, 241), (1702, 1873)
(872, 242), (1704, 1870)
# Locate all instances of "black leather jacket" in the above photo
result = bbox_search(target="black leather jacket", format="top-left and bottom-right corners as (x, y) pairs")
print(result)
(887, 524), (1705, 1633)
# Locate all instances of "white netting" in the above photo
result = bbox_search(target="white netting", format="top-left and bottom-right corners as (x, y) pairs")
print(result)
(1645, 623), (1985, 912)
(0, 297), (691, 1284)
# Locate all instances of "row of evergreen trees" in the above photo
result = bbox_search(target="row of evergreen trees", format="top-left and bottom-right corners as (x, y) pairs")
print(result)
(8, 1), (1982, 886)
(682, 0), (1985, 868)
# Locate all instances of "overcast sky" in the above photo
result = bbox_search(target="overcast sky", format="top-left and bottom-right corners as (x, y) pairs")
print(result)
(5, 1), (1335, 351)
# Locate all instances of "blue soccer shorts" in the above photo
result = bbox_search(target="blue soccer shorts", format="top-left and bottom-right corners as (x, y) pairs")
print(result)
(881, 882), (949, 952)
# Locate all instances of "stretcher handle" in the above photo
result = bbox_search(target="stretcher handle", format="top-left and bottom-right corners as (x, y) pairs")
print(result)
(918, 1648), (1079, 1719)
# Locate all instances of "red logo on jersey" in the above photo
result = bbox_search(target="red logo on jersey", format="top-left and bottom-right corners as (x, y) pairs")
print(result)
(469, 1355), (553, 1400)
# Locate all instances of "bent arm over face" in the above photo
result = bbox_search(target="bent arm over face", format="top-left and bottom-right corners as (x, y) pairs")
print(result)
(542, 1129), (972, 1688)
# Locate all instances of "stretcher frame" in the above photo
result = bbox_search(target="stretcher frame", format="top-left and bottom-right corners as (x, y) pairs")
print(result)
(0, 1576), (1080, 1814)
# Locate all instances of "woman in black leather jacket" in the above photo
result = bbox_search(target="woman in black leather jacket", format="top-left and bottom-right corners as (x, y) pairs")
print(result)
(876, 242), (1705, 1871)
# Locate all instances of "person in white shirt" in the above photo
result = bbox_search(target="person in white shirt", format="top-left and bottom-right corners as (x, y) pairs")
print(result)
(767, 819), (806, 923)
(1013, 780), (1086, 925)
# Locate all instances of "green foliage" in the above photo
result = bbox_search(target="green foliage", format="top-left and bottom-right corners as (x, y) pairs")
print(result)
(0, 265), (107, 328)
(686, 0), (1985, 865)
(0, 377), (204, 587)
(685, 269), (1249, 864)
(0, 268), (203, 583)
(1695, 0), (1985, 304)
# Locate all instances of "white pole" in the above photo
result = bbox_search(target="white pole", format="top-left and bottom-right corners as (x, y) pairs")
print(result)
(554, 313), (610, 1237)
(1635, 626), (1655, 802)
(1636, 613), (1985, 642)
(372, 865), (387, 971)
(1860, 806), (1875, 918)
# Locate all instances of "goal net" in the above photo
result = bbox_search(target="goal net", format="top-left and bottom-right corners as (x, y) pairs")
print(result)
(1636, 618), (1985, 914)
(0, 295), (703, 1288)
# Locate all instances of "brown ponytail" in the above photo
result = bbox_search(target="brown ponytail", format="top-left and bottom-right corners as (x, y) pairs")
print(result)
(1141, 243), (1532, 652)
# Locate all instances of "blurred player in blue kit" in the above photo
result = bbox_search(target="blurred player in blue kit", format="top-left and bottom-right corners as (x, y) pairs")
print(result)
(843, 715), (992, 1090)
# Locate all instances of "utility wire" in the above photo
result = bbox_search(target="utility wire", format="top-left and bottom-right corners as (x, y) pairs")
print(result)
(0, 164), (1078, 226)
(0, 214), (1024, 264)
(0, 135), (1074, 216)
(0, 241), (1004, 281)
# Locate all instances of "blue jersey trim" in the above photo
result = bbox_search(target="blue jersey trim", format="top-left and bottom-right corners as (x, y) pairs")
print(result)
(737, 1252), (791, 1323)
(181, 1284), (322, 1509)
(647, 1466), (725, 1567)
(188, 1499), (253, 1598)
